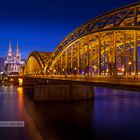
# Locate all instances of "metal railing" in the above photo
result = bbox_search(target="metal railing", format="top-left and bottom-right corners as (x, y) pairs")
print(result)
(24, 74), (140, 86)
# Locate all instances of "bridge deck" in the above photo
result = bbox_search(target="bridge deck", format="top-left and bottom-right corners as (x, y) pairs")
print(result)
(24, 75), (140, 91)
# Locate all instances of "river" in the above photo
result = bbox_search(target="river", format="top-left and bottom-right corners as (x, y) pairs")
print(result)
(0, 85), (140, 140)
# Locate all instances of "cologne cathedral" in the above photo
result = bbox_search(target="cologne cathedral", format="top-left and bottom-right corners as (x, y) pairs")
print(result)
(4, 41), (25, 74)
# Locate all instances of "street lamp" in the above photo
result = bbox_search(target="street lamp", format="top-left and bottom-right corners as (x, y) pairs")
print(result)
(106, 69), (109, 75)
(128, 61), (132, 65)
(47, 70), (49, 73)
(128, 61), (132, 75)
(93, 65), (97, 74)
(74, 67), (77, 75)
(122, 68), (125, 72)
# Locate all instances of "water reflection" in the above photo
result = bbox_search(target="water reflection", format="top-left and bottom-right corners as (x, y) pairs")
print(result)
(0, 86), (33, 140)
(26, 100), (95, 140)
(94, 87), (140, 140)
(9, 85), (14, 95)
(17, 87), (24, 113)
(1, 85), (140, 140)
(22, 86), (140, 140)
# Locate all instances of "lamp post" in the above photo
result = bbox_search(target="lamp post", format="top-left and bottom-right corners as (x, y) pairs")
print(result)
(128, 61), (132, 75)
(106, 69), (109, 75)
(93, 66), (96, 75)
(61, 68), (65, 75)
(122, 67), (125, 74)
(74, 67), (77, 75)
(47, 70), (49, 75)
(53, 69), (56, 75)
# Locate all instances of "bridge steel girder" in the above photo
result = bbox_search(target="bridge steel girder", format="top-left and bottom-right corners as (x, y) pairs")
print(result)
(45, 2), (140, 76)
(48, 29), (140, 76)
(23, 2), (140, 77)
(25, 51), (51, 75)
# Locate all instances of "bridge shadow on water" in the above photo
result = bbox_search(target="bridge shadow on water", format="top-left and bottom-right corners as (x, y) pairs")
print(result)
(24, 86), (140, 140)
(24, 87), (95, 140)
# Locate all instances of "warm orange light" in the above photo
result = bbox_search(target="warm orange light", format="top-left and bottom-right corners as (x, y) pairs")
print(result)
(17, 87), (23, 111)
(18, 78), (23, 87)
(106, 69), (109, 72)
(9, 78), (14, 82)
(17, 87), (23, 94)
(128, 61), (132, 65)
(122, 68), (125, 72)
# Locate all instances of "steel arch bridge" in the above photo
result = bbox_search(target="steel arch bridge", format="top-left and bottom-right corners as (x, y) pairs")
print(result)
(24, 51), (52, 75)
(25, 2), (140, 77)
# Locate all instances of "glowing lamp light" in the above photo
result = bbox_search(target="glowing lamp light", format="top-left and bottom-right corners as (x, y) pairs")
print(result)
(93, 66), (96, 69)
(74, 67), (77, 70)
(18, 78), (23, 87)
(82, 70), (84, 75)
(9, 78), (14, 82)
(122, 68), (125, 72)
(54, 69), (56, 73)
(17, 87), (23, 94)
(128, 62), (132, 65)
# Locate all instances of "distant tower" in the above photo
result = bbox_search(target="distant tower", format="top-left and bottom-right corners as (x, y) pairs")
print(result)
(7, 40), (13, 62)
(14, 40), (21, 62)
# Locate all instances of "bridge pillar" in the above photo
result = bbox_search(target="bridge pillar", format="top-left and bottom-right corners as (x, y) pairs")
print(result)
(134, 30), (138, 75)
(21, 78), (35, 88)
(68, 84), (94, 100)
(34, 81), (94, 101)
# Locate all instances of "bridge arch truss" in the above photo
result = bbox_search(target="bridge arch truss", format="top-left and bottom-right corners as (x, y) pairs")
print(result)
(25, 51), (52, 75)
(46, 2), (140, 76)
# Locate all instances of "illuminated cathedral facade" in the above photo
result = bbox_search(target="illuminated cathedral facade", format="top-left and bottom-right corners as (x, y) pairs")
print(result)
(4, 41), (25, 74)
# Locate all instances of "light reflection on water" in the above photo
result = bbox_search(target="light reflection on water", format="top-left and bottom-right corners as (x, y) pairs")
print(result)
(0, 85), (29, 140)
(24, 86), (140, 140)
(17, 87), (24, 112)
(93, 87), (140, 140)
(0, 85), (140, 140)
(0, 86), (25, 120)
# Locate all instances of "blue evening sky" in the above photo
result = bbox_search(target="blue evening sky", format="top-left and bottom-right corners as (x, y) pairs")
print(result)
(0, 0), (139, 58)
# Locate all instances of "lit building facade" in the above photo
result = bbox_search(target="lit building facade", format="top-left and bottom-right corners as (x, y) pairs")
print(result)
(4, 41), (25, 74)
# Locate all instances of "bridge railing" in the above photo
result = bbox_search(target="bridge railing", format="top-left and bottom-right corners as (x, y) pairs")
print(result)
(24, 74), (140, 86)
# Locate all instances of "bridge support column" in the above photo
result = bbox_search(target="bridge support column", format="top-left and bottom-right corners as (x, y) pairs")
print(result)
(34, 82), (94, 101)
(113, 31), (117, 76)
(21, 78), (35, 88)
(98, 33), (101, 75)
(134, 30), (138, 75)
(68, 84), (94, 100)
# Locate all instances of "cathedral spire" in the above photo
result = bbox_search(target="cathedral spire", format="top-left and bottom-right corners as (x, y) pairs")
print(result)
(8, 40), (12, 55)
(7, 40), (12, 62)
(14, 40), (21, 62)
(16, 40), (19, 54)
